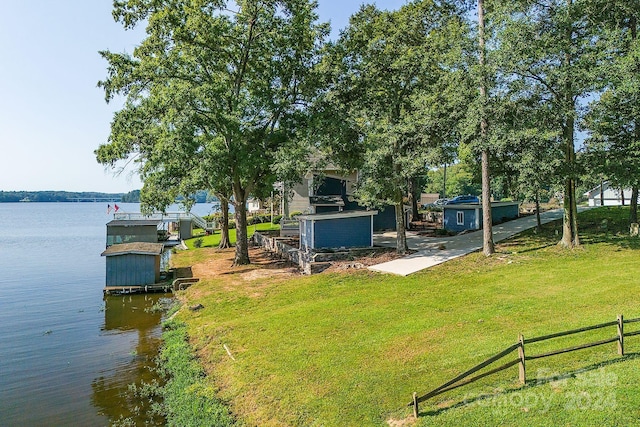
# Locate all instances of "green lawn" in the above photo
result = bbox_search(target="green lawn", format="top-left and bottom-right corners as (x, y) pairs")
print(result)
(185, 222), (280, 249)
(172, 207), (640, 426)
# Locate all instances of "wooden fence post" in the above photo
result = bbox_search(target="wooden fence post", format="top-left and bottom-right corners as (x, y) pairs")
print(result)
(617, 314), (624, 356)
(518, 334), (526, 384)
(413, 392), (419, 418)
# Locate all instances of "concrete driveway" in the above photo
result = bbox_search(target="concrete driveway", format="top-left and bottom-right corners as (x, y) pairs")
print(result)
(369, 208), (572, 276)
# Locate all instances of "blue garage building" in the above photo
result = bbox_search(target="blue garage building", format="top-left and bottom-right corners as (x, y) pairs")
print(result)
(443, 202), (520, 232)
(298, 210), (378, 251)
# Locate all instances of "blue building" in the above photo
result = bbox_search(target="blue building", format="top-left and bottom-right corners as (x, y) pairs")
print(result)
(443, 202), (520, 232)
(298, 210), (378, 251)
(101, 242), (164, 287)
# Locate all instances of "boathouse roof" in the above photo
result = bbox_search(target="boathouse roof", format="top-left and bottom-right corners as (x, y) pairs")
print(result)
(101, 242), (164, 257)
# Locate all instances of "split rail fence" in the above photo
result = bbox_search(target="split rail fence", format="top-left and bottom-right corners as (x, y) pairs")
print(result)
(409, 314), (640, 418)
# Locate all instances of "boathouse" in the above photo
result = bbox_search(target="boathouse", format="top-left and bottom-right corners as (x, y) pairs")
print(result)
(101, 242), (164, 288)
(298, 210), (378, 251)
(443, 202), (520, 232)
(106, 220), (160, 247)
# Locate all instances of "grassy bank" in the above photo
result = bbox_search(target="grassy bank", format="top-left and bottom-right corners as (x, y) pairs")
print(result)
(170, 207), (640, 426)
(159, 319), (235, 426)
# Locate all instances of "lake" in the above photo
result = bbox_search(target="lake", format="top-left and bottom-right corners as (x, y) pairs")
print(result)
(0, 202), (217, 426)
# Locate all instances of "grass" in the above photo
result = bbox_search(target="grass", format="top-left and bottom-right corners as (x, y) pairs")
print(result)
(159, 319), (235, 426)
(171, 206), (640, 426)
(185, 222), (280, 249)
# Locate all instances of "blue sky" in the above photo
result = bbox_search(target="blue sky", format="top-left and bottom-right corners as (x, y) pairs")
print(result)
(0, 0), (407, 193)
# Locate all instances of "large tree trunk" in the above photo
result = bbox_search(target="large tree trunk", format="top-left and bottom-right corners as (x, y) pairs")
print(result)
(218, 196), (231, 249)
(560, 0), (579, 248)
(630, 19), (638, 225)
(600, 179), (604, 206)
(478, 0), (495, 256)
(561, 120), (579, 247)
(535, 188), (541, 231)
(410, 177), (421, 222)
(442, 163), (447, 198)
(631, 185), (639, 224)
(395, 191), (408, 255)
(232, 181), (250, 265)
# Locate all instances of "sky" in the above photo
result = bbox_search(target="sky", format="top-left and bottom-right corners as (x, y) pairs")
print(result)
(0, 0), (407, 193)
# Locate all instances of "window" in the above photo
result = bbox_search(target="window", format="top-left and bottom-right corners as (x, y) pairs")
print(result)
(456, 211), (464, 225)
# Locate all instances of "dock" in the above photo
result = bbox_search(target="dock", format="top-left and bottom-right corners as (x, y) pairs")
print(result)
(103, 277), (200, 295)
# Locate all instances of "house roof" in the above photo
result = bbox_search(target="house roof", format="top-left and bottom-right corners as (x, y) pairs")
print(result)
(106, 220), (161, 227)
(101, 242), (165, 257)
(443, 201), (520, 210)
(298, 210), (378, 221)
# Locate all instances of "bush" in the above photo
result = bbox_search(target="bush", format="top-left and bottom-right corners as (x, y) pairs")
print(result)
(193, 238), (203, 248)
(435, 228), (451, 236)
(228, 220), (236, 229)
(272, 215), (283, 224)
(249, 214), (271, 225)
(290, 211), (303, 218)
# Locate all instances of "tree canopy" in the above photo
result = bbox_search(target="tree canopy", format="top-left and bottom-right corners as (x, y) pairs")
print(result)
(314, 0), (471, 253)
(96, 0), (328, 264)
(96, 0), (640, 262)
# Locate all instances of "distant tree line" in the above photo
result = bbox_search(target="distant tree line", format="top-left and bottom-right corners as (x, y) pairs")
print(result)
(0, 189), (220, 204)
(0, 191), (125, 203)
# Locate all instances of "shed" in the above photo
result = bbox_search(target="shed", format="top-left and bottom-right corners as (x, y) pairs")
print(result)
(101, 242), (164, 287)
(106, 220), (161, 247)
(298, 210), (378, 251)
(443, 202), (520, 232)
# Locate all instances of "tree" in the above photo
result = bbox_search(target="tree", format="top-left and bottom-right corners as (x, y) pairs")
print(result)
(495, 0), (606, 248)
(425, 163), (481, 197)
(492, 92), (563, 229)
(477, 0), (495, 255)
(316, 0), (470, 254)
(96, 0), (328, 265)
(583, 1), (640, 224)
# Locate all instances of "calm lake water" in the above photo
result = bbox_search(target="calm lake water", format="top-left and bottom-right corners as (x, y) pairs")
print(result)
(0, 202), (217, 426)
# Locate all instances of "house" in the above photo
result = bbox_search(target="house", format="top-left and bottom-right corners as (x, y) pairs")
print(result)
(287, 166), (358, 214)
(247, 197), (263, 213)
(298, 210), (378, 251)
(101, 242), (164, 287)
(285, 167), (397, 231)
(420, 193), (440, 207)
(443, 202), (520, 232)
(584, 181), (640, 207)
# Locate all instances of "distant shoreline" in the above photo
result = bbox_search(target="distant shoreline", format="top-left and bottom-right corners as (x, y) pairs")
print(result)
(0, 190), (135, 203)
(0, 190), (217, 204)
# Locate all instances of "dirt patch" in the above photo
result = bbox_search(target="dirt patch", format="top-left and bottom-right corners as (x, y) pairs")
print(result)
(189, 247), (297, 280)
(321, 247), (416, 273)
(187, 245), (413, 281)
(387, 416), (417, 427)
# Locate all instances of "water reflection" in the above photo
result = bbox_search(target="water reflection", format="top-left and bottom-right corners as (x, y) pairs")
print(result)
(92, 294), (169, 425)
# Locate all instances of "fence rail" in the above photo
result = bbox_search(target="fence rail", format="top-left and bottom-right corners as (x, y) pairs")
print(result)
(409, 314), (639, 418)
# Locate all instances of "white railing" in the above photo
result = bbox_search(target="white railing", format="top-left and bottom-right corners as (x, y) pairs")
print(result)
(113, 211), (216, 231)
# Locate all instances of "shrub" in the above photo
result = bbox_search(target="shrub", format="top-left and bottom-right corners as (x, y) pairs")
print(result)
(435, 228), (450, 236)
(272, 215), (283, 224)
(193, 238), (203, 248)
(290, 211), (303, 218)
